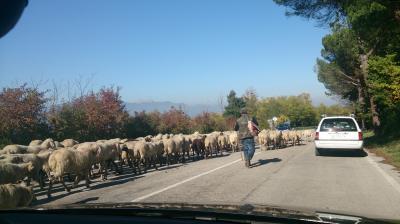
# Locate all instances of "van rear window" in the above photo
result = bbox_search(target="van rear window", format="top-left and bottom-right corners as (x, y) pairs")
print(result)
(320, 118), (357, 132)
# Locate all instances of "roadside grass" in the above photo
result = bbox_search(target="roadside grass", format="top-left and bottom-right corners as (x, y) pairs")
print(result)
(364, 131), (400, 170)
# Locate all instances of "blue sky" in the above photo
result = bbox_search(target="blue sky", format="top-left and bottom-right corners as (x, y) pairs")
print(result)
(0, 0), (336, 105)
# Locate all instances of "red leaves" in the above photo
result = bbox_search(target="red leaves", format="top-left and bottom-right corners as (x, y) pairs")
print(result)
(75, 87), (128, 139)
(0, 84), (47, 143)
(158, 107), (191, 134)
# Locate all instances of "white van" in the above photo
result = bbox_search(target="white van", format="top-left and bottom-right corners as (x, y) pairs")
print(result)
(314, 116), (363, 156)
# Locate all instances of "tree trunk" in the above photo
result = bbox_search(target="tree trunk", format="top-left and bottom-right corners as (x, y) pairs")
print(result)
(357, 84), (366, 130)
(369, 95), (381, 128)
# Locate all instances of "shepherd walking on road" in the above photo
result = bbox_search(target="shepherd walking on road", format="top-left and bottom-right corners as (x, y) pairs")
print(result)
(235, 108), (260, 168)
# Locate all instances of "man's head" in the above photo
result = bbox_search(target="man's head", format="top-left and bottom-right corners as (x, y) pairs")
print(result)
(240, 108), (248, 115)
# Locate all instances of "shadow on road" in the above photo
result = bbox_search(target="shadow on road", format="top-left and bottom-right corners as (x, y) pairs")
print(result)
(72, 197), (99, 204)
(318, 149), (368, 157)
(31, 150), (258, 206)
(251, 158), (282, 168)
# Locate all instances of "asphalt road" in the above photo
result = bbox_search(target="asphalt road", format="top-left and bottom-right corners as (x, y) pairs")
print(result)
(34, 143), (400, 220)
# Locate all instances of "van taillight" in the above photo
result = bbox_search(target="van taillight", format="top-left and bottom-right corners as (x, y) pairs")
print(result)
(358, 132), (363, 140)
(315, 132), (319, 140)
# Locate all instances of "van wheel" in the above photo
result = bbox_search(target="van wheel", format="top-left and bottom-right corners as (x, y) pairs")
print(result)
(315, 148), (321, 156)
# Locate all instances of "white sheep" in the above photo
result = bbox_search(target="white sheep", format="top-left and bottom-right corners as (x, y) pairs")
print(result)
(134, 141), (157, 172)
(258, 129), (269, 151)
(61, 139), (79, 147)
(0, 162), (35, 184)
(153, 140), (165, 166)
(47, 147), (97, 197)
(41, 138), (56, 149)
(153, 133), (163, 141)
(181, 135), (192, 160)
(172, 135), (184, 161)
(229, 132), (239, 152)
(123, 141), (141, 173)
(0, 184), (34, 209)
(1, 139), (55, 155)
(54, 141), (64, 148)
(162, 134), (170, 141)
(28, 138), (56, 148)
(29, 140), (43, 146)
(204, 134), (218, 159)
(96, 142), (122, 180)
(217, 133), (228, 154)
(0, 152), (51, 189)
(163, 138), (177, 165)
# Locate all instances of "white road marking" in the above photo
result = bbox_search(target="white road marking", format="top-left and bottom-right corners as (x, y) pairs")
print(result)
(131, 152), (261, 202)
(366, 155), (400, 194)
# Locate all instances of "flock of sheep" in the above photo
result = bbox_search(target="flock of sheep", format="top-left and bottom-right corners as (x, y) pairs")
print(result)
(0, 129), (315, 209)
(258, 129), (315, 150)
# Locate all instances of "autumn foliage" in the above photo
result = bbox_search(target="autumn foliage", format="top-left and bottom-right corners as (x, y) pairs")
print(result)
(0, 84), (232, 145)
(48, 87), (129, 141)
(0, 85), (48, 144)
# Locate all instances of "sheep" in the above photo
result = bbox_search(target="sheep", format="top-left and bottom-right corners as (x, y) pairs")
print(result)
(172, 134), (188, 162)
(204, 134), (218, 159)
(0, 162), (34, 184)
(281, 131), (291, 147)
(76, 142), (108, 177)
(96, 139), (108, 144)
(120, 138), (129, 144)
(96, 142), (123, 180)
(61, 139), (79, 147)
(134, 141), (159, 172)
(153, 133), (163, 141)
(135, 137), (145, 141)
(41, 138), (56, 149)
(172, 135), (185, 162)
(1, 145), (30, 154)
(29, 140), (43, 146)
(0, 152), (52, 189)
(123, 141), (142, 173)
(217, 133), (228, 154)
(229, 132), (239, 152)
(153, 141), (165, 166)
(47, 147), (97, 197)
(271, 131), (284, 149)
(121, 148), (129, 166)
(258, 130), (268, 151)
(294, 130), (303, 145)
(303, 129), (315, 142)
(28, 138), (55, 149)
(0, 184), (34, 209)
(1, 141), (54, 155)
(163, 138), (177, 165)
(54, 141), (64, 148)
(75, 142), (98, 151)
(191, 138), (205, 159)
(288, 130), (298, 146)
(181, 135), (192, 160)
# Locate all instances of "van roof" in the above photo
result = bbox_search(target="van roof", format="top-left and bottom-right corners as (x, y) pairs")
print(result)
(322, 116), (355, 119)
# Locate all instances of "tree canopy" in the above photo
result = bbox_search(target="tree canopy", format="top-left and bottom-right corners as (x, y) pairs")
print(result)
(274, 0), (400, 135)
(223, 90), (246, 118)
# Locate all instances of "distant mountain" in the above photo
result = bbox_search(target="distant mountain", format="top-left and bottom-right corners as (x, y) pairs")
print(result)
(124, 101), (221, 117)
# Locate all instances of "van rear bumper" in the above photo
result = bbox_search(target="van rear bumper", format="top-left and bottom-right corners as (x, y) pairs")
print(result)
(315, 140), (363, 150)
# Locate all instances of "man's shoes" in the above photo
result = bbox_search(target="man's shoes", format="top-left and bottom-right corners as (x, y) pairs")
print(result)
(248, 160), (251, 168)
(245, 160), (250, 168)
